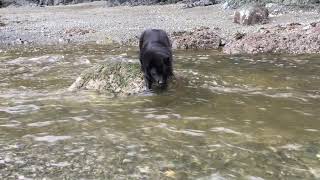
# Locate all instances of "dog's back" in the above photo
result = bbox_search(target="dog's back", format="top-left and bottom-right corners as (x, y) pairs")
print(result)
(139, 29), (171, 56)
(139, 29), (173, 89)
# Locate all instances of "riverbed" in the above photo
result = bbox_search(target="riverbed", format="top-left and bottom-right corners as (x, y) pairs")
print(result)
(0, 44), (319, 179)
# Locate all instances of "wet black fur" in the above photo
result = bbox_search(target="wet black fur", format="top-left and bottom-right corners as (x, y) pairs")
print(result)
(139, 29), (173, 89)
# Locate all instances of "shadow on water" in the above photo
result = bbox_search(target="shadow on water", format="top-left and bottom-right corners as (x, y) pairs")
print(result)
(0, 44), (320, 179)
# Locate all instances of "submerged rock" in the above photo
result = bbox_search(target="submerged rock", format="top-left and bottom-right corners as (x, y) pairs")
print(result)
(224, 22), (320, 54)
(233, 4), (269, 25)
(68, 61), (145, 96)
(171, 27), (221, 50)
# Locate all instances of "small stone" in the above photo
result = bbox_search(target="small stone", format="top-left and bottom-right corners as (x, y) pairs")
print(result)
(122, 159), (132, 163)
(220, 38), (227, 46)
(164, 170), (176, 178)
(15, 38), (23, 45)
(310, 168), (320, 179)
(234, 32), (246, 40)
(4, 156), (11, 163)
(126, 151), (136, 157)
(310, 22), (317, 27)
(138, 166), (150, 174)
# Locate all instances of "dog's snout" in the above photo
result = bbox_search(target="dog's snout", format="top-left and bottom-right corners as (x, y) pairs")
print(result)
(158, 80), (167, 89)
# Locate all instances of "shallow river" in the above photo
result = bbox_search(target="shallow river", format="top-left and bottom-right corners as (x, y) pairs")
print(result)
(0, 44), (319, 179)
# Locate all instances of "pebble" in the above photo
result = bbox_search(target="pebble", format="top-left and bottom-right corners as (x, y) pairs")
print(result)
(122, 159), (132, 163)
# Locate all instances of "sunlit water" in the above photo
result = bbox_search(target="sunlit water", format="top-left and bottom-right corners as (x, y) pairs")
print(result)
(0, 44), (319, 179)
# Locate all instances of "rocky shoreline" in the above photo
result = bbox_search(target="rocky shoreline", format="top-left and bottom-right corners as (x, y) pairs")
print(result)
(0, 2), (320, 54)
(224, 22), (320, 54)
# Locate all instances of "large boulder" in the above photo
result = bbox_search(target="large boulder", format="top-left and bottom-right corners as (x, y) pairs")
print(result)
(171, 27), (221, 50)
(233, 4), (269, 25)
(223, 22), (320, 54)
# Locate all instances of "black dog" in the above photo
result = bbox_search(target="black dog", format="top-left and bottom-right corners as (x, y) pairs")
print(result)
(139, 29), (173, 90)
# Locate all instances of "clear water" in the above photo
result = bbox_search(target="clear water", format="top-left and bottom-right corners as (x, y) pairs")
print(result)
(0, 44), (319, 179)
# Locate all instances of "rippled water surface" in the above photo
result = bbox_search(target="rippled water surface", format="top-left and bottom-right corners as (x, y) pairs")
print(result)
(0, 44), (320, 179)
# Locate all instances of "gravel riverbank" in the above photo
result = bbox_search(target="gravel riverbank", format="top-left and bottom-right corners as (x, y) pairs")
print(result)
(0, 2), (319, 50)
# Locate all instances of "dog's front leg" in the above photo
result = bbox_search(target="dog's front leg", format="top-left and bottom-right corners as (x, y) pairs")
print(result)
(144, 76), (152, 90)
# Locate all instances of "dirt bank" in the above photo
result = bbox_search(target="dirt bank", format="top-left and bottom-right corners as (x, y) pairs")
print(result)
(0, 2), (319, 53)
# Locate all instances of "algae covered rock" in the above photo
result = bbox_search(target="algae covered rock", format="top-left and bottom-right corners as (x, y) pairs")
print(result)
(68, 61), (145, 96)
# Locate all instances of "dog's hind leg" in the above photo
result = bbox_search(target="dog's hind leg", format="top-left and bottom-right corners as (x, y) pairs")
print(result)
(144, 76), (152, 90)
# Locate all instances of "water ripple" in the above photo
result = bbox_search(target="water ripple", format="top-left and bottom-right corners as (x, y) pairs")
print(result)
(32, 135), (72, 143)
(0, 104), (40, 114)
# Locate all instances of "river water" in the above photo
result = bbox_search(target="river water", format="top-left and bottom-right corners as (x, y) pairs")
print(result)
(0, 44), (319, 179)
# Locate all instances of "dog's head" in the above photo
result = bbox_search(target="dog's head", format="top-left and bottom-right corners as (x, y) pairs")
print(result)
(146, 53), (172, 88)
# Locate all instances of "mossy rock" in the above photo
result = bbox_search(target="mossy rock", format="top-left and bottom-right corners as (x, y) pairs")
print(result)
(68, 61), (145, 96)
(68, 60), (183, 96)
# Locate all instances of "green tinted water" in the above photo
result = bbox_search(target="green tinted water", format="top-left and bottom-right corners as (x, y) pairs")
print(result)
(0, 44), (319, 179)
